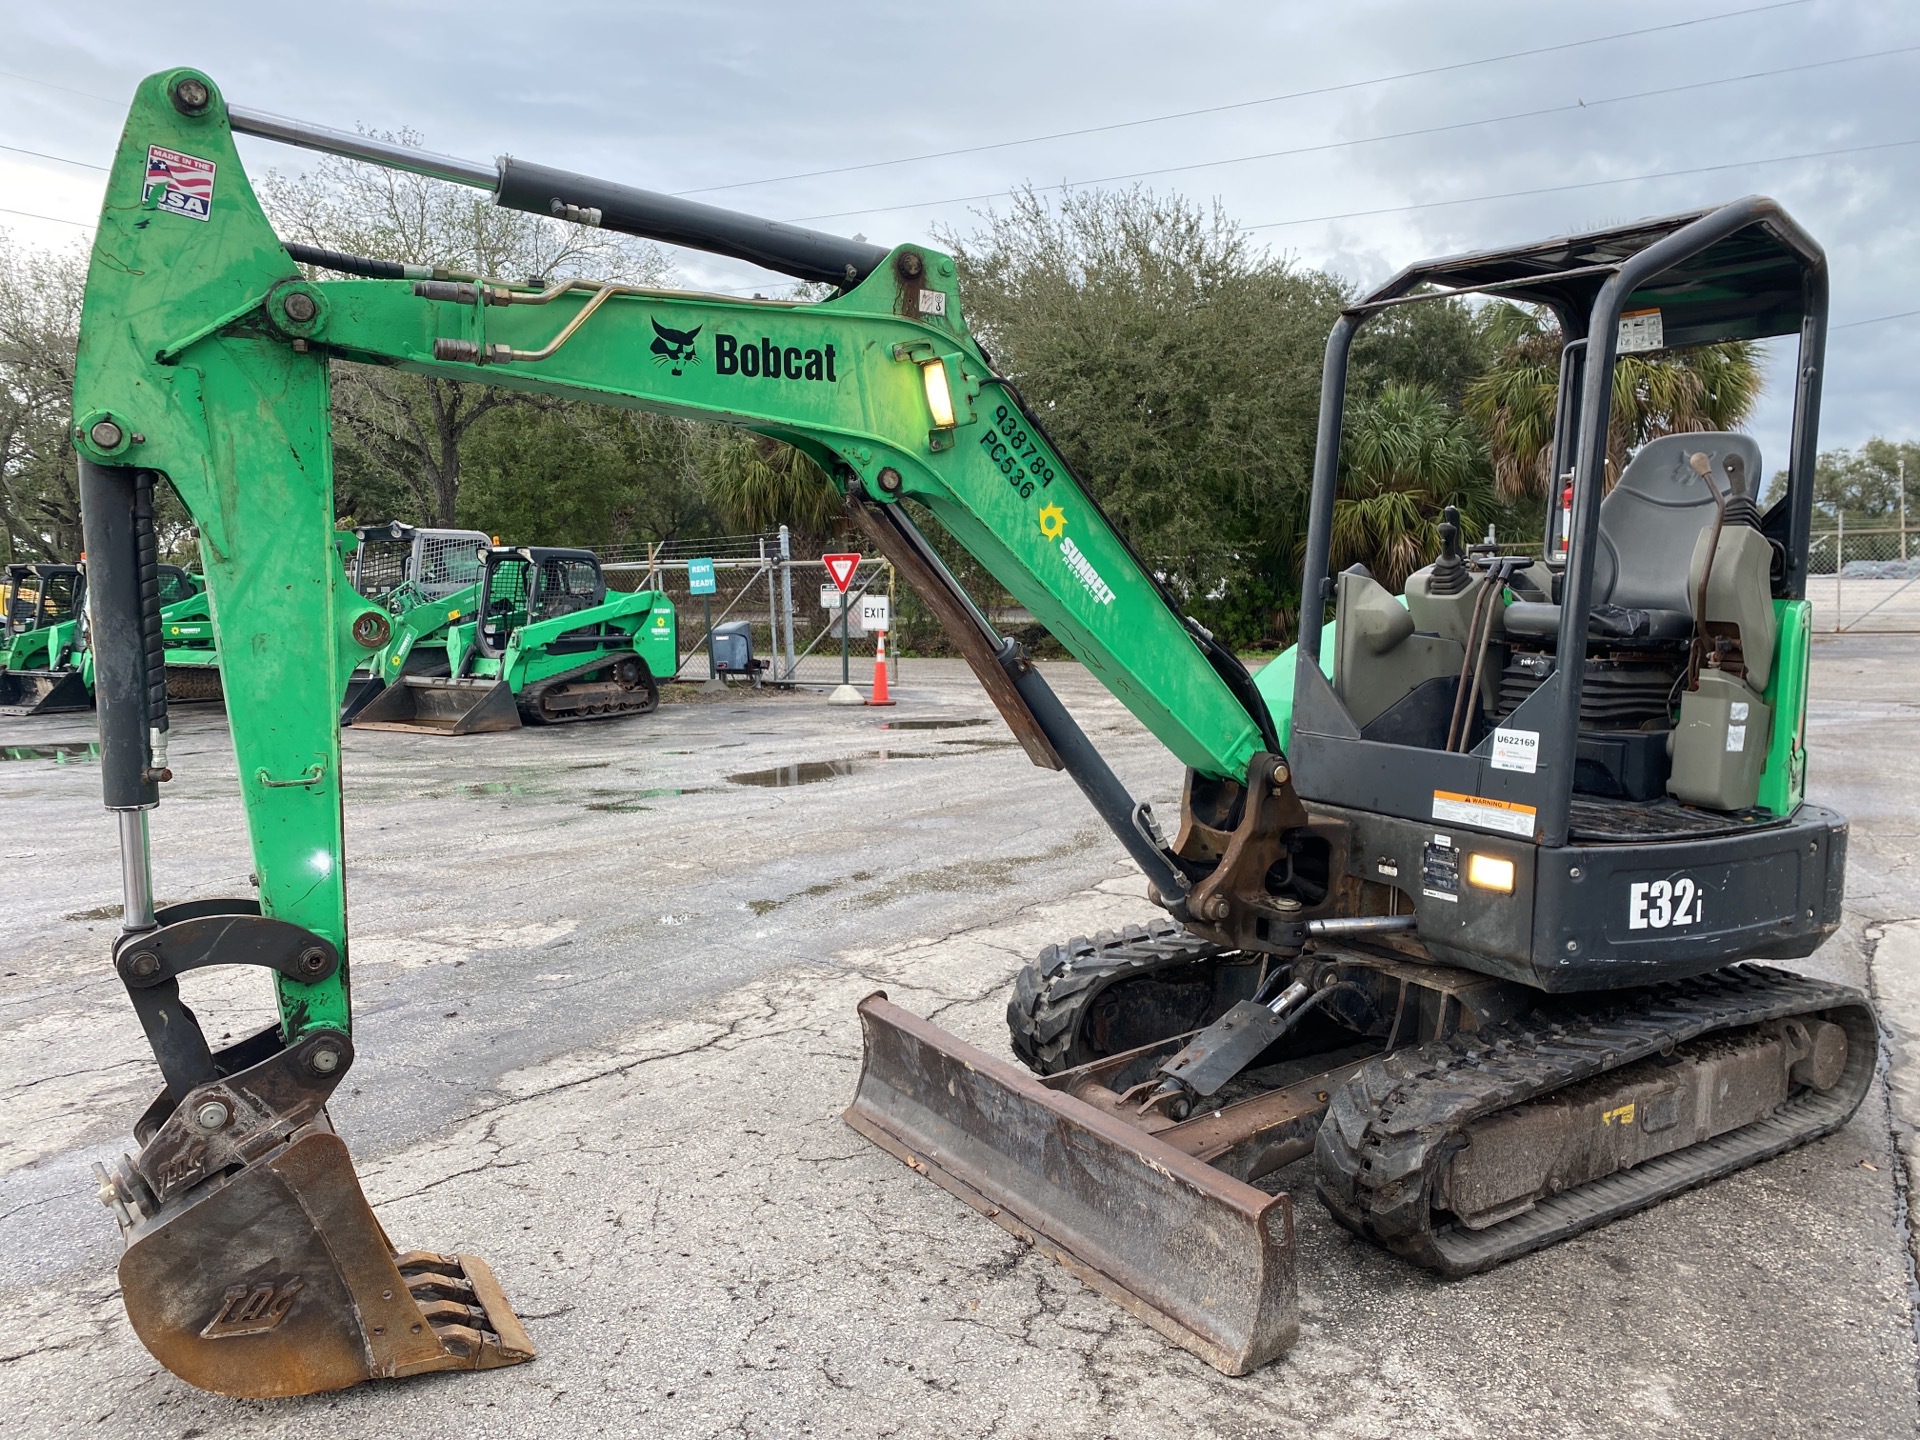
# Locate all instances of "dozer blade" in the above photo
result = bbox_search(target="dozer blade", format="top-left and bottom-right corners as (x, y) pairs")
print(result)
(0, 667), (91, 716)
(349, 675), (522, 734)
(844, 994), (1298, 1376)
(106, 1123), (533, 1398)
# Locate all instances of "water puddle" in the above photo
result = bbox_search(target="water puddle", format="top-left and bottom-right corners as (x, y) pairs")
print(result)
(727, 744), (1011, 787)
(464, 779), (540, 799)
(875, 718), (989, 731)
(729, 758), (870, 787)
(1, 743), (100, 763)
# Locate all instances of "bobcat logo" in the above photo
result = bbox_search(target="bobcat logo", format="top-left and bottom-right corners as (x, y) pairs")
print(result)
(651, 320), (701, 376)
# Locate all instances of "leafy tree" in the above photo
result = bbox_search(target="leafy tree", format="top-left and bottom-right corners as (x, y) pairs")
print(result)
(1465, 302), (1763, 502)
(259, 140), (670, 526)
(703, 433), (842, 550)
(1765, 437), (1920, 525)
(0, 235), (87, 562)
(457, 404), (721, 546)
(1350, 294), (1498, 409)
(941, 185), (1348, 645)
(1333, 383), (1493, 590)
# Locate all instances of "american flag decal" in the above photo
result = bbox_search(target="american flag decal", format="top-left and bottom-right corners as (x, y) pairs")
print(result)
(143, 145), (217, 222)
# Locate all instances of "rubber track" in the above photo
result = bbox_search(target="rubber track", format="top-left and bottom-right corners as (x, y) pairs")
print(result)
(1006, 920), (1232, 1074)
(1314, 964), (1878, 1276)
(521, 651), (657, 725)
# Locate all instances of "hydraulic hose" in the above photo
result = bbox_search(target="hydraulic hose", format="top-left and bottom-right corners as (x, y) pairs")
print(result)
(132, 474), (170, 781)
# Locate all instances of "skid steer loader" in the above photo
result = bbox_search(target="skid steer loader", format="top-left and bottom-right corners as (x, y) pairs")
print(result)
(350, 544), (675, 733)
(1, 562), (92, 714)
(5, 563), (206, 713)
(69, 68), (1865, 1397)
(338, 520), (490, 716)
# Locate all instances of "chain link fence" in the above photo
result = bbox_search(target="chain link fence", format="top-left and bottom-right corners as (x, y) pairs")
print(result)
(1807, 524), (1920, 633)
(599, 529), (898, 687)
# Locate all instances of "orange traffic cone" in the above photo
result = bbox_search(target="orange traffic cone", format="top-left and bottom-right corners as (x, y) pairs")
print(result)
(868, 629), (895, 706)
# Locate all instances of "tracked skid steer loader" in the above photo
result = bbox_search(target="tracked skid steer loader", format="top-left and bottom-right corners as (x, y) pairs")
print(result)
(0, 562), (92, 715)
(337, 520), (490, 717)
(69, 68), (1865, 1397)
(349, 545), (675, 733)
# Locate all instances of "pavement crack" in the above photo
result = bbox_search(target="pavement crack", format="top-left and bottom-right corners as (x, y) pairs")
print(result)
(1861, 916), (1920, 1422)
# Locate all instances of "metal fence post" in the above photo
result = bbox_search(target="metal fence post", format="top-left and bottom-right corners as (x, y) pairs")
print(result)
(886, 560), (899, 684)
(779, 524), (797, 682)
(1835, 511), (1845, 633)
(761, 536), (778, 681)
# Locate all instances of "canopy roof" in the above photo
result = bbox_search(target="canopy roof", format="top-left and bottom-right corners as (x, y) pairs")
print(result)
(1363, 196), (1823, 347)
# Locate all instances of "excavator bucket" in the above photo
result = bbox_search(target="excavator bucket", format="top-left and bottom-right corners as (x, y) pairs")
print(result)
(102, 1121), (533, 1398)
(349, 675), (522, 734)
(0, 667), (91, 716)
(844, 994), (1299, 1376)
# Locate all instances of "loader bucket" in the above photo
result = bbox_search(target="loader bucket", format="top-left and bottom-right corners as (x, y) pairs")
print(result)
(844, 994), (1298, 1375)
(109, 1124), (533, 1398)
(0, 667), (91, 716)
(349, 675), (522, 734)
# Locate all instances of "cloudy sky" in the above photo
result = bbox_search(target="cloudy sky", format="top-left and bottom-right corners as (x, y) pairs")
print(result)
(3, 0), (1915, 473)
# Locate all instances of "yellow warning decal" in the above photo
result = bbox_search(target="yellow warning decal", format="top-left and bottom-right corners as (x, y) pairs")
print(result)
(1602, 1102), (1636, 1127)
(1431, 790), (1538, 839)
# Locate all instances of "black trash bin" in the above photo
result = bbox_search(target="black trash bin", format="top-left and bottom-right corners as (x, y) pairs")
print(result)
(710, 620), (765, 676)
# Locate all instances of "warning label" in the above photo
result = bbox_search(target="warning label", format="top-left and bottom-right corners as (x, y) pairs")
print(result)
(1432, 789), (1537, 839)
(1617, 307), (1664, 354)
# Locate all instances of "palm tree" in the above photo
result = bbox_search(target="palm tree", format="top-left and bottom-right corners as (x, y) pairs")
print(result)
(1333, 383), (1494, 590)
(703, 433), (844, 549)
(1464, 302), (1763, 501)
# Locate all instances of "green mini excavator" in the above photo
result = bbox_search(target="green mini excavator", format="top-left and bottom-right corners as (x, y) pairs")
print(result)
(71, 69), (1867, 1397)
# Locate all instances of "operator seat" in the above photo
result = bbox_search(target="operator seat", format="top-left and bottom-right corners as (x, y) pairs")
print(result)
(1504, 432), (1762, 645)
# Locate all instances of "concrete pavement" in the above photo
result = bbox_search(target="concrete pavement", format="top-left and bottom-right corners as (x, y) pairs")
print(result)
(2, 649), (1916, 1438)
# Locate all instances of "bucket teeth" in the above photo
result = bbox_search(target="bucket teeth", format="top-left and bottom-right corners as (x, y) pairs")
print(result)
(398, 1251), (535, 1368)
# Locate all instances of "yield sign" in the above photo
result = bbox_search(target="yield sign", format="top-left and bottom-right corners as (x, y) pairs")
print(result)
(824, 552), (861, 592)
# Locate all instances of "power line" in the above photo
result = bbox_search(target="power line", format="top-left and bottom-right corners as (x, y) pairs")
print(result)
(1240, 137), (1920, 231)
(0, 67), (114, 104)
(0, 139), (105, 170)
(787, 45), (1915, 226)
(0, 204), (91, 229)
(1835, 309), (1920, 329)
(676, 0), (1814, 197)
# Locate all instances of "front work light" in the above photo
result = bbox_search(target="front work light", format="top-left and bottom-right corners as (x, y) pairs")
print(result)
(921, 359), (956, 429)
(1466, 853), (1516, 893)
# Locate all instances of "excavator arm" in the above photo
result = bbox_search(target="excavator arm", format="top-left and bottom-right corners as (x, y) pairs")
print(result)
(71, 69), (1296, 1396)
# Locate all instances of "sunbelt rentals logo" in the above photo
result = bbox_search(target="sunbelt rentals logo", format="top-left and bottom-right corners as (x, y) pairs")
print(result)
(1037, 505), (1114, 607)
